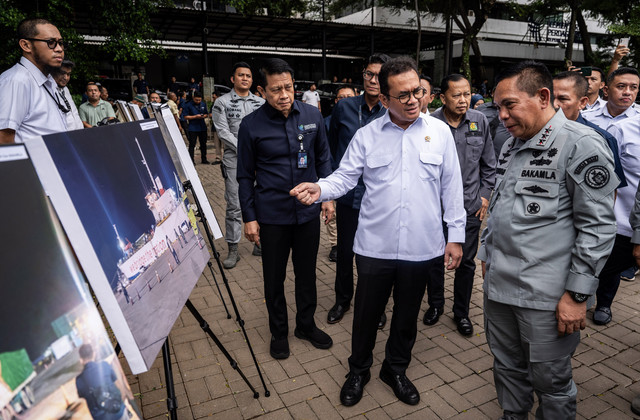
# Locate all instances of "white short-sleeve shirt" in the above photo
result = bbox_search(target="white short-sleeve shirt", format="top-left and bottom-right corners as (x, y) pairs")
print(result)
(0, 57), (68, 143)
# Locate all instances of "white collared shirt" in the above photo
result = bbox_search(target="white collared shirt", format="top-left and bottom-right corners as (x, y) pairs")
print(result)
(609, 114), (640, 237)
(318, 111), (466, 261)
(57, 85), (84, 131)
(582, 96), (606, 115)
(0, 57), (68, 143)
(582, 101), (639, 130)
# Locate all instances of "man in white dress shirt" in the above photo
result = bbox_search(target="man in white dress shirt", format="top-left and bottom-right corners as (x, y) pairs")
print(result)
(52, 59), (83, 131)
(582, 67), (639, 129)
(290, 56), (465, 407)
(0, 18), (67, 144)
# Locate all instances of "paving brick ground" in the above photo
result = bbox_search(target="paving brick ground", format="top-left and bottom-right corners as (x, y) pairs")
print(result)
(121, 146), (640, 419)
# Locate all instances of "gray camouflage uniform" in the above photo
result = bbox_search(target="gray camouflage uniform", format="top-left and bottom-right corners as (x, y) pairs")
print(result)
(212, 89), (264, 243)
(478, 110), (617, 419)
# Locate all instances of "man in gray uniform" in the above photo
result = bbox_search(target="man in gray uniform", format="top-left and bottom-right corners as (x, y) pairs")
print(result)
(628, 181), (640, 416)
(425, 74), (495, 336)
(479, 61), (618, 419)
(212, 62), (265, 268)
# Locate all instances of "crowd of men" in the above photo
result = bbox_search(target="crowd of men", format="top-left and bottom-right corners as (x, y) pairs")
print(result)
(3, 17), (640, 419)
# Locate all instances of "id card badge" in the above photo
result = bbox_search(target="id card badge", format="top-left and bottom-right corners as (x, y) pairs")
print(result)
(297, 133), (308, 168)
(298, 151), (308, 168)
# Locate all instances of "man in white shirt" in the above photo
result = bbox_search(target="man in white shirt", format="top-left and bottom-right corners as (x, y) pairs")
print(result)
(582, 67), (639, 129)
(0, 18), (67, 144)
(52, 59), (83, 131)
(302, 83), (321, 112)
(291, 56), (465, 407)
(582, 67), (606, 114)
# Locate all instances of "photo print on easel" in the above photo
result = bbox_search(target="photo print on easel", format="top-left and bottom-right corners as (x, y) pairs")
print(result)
(25, 121), (211, 373)
(0, 144), (141, 419)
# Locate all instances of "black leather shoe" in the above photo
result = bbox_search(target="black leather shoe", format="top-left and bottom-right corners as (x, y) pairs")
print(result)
(379, 365), (420, 405)
(329, 246), (338, 262)
(340, 371), (370, 406)
(294, 327), (333, 349)
(423, 306), (443, 326)
(270, 336), (289, 359)
(454, 316), (474, 336)
(327, 303), (349, 324)
(378, 312), (387, 329)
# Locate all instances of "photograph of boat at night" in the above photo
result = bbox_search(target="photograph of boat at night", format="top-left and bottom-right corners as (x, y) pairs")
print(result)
(0, 144), (141, 419)
(25, 121), (211, 373)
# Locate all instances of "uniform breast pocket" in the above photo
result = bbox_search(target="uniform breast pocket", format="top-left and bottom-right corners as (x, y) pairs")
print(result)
(365, 154), (392, 182)
(419, 152), (442, 181)
(466, 134), (483, 161)
(512, 181), (559, 224)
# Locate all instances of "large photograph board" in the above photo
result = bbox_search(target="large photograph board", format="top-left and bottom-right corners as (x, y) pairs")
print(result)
(25, 122), (211, 373)
(0, 144), (141, 419)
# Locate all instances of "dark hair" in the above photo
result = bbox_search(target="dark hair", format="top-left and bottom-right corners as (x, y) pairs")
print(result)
(553, 71), (588, 98)
(591, 67), (605, 82)
(79, 344), (93, 360)
(259, 58), (294, 87)
(192, 90), (203, 98)
(86, 81), (99, 91)
(232, 61), (252, 74)
(336, 85), (356, 96)
(440, 74), (468, 95)
(379, 56), (418, 97)
(365, 53), (391, 68)
(495, 60), (553, 99)
(17, 18), (53, 40)
(419, 74), (433, 91)
(607, 67), (640, 86)
(61, 59), (74, 69)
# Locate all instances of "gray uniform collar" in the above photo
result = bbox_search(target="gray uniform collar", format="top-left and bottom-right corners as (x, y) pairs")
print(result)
(520, 109), (568, 151)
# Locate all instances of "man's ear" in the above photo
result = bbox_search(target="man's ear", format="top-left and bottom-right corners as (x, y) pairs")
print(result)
(18, 39), (32, 54)
(257, 86), (265, 97)
(578, 96), (589, 110)
(379, 93), (390, 109)
(539, 87), (552, 108)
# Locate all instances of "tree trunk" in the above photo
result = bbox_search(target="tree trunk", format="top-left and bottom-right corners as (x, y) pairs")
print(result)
(576, 10), (594, 63)
(415, 0), (421, 65)
(460, 37), (471, 80)
(565, 5), (577, 62)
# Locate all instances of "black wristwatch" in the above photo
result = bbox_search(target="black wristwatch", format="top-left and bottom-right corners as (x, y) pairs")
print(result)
(567, 291), (590, 303)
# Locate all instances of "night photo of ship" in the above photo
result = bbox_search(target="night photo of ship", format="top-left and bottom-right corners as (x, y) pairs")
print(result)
(37, 122), (211, 369)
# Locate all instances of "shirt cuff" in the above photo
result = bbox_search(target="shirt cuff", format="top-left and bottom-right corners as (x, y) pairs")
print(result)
(477, 244), (487, 262)
(317, 180), (330, 202)
(565, 271), (598, 295)
(479, 187), (492, 201)
(447, 227), (465, 244)
(632, 230), (640, 244)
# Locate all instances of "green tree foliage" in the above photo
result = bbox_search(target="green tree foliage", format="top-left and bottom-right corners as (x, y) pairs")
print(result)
(0, 0), (170, 89)
(229, 0), (310, 16)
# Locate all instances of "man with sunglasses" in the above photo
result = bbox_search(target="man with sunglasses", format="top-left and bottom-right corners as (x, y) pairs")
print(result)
(423, 74), (496, 336)
(0, 18), (67, 144)
(291, 56), (465, 406)
(325, 53), (390, 328)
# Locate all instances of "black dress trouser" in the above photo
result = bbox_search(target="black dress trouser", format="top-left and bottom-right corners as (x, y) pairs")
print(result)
(260, 219), (320, 339)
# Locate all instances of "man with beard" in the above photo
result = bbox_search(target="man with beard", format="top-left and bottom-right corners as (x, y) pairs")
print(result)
(0, 18), (67, 143)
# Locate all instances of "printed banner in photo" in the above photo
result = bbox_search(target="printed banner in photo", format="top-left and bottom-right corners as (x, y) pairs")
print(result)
(0, 144), (142, 419)
(25, 122), (211, 373)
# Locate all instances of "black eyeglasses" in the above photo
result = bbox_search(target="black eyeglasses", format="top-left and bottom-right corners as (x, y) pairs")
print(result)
(25, 38), (65, 50)
(362, 70), (379, 81)
(387, 87), (426, 104)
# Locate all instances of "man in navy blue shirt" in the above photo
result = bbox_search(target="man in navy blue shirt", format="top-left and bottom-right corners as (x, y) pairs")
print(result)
(326, 53), (389, 328)
(238, 58), (334, 360)
(183, 91), (210, 164)
(552, 71), (626, 189)
(132, 72), (149, 102)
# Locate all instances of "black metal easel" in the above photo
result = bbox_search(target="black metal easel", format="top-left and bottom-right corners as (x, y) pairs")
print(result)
(183, 179), (270, 397)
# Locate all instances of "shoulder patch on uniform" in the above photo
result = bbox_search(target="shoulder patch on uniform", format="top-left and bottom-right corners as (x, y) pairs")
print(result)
(584, 165), (610, 189)
(574, 155), (598, 174)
